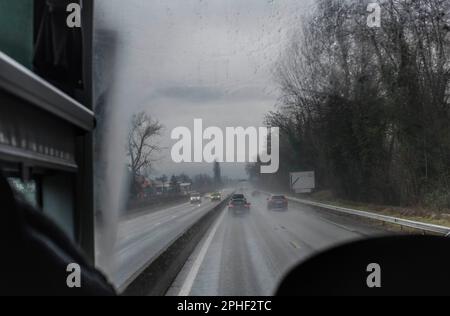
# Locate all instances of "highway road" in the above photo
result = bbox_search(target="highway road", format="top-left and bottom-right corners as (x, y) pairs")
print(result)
(111, 193), (231, 290)
(168, 188), (391, 296)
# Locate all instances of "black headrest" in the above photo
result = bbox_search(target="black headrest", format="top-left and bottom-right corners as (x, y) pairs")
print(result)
(0, 172), (22, 238)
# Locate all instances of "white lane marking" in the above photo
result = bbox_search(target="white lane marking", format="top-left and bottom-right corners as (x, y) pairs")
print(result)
(321, 218), (360, 234)
(178, 208), (227, 296)
(123, 202), (190, 224)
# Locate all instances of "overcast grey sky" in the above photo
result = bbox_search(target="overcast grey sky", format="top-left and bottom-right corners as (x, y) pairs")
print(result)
(94, 0), (314, 179)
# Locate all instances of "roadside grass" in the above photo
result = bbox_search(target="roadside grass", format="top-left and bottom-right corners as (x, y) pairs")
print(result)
(294, 190), (450, 228)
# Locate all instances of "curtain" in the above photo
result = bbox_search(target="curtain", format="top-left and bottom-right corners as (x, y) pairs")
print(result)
(33, 0), (83, 92)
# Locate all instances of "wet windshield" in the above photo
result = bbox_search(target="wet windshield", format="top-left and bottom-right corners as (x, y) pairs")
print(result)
(0, 0), (449, 298)
(92, 0), (450, 296)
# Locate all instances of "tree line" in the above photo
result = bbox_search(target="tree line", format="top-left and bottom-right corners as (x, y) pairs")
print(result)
(255, 0), (450, 210)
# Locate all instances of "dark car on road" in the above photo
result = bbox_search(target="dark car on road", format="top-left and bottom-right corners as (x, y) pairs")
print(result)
(210, 192), (222, 201)
(229, 198), (251, 212)
(190, 192), (202, 204)
(267, 195), (288, 211)
(231, 193), (245, 201)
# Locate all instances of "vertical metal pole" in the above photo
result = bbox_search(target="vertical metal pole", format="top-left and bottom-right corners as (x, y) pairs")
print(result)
(75, 0), (95, 263)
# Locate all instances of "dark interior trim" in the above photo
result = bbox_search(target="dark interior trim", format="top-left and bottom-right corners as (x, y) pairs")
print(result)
(0, 52), (95, 132)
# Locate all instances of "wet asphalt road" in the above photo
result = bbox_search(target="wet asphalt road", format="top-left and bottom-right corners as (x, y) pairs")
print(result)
(111, 192), (233, 290)
(168, 189), (390, 296)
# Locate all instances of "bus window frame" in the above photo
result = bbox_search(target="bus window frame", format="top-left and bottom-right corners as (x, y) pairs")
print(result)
(0, 0), (95, 261)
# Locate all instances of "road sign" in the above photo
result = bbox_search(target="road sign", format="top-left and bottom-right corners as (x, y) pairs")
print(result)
(290, 171), (315, 194)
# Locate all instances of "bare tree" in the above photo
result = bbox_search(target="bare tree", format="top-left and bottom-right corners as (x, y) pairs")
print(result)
(127, 112), (163, 178)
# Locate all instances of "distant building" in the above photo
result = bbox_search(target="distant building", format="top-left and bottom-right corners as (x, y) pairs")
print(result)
(134, 175), (152, 199)
(154, 180), (169, 195)
(134, 176), (192, 198)
(180, 183), (192, 196)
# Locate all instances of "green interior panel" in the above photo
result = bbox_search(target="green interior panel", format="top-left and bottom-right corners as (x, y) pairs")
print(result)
(0, 0), (34, 69)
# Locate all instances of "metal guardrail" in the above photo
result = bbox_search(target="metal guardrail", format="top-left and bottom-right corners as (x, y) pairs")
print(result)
(261, 191), (450, 236)
(284, 195), (450, 236)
